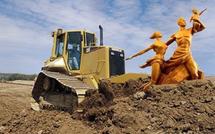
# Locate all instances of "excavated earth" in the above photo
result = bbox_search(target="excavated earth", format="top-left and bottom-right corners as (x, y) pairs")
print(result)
(0, 78), (215, 134)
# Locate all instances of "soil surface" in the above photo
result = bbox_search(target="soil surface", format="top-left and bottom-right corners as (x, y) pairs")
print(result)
(0, 78), (215, 134)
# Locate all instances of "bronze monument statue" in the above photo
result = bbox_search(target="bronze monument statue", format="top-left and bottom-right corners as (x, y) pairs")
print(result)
(126, 8), (206, 92)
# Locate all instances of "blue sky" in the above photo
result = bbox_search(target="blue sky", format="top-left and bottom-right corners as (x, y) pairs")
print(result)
(0, 0), (215, 75)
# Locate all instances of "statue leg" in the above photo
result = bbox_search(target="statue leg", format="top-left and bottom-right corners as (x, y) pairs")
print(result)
(142, 62), (161, 92)
(185, 58), (198, 79)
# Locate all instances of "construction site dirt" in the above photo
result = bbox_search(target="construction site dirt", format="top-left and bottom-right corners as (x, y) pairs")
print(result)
(0, 78), (215, 134)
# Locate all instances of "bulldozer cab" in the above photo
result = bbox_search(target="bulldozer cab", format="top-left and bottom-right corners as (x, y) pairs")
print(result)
(50, 29), (97, 74)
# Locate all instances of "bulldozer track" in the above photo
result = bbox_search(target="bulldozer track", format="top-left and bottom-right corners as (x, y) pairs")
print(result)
(32, 70), (96, 112)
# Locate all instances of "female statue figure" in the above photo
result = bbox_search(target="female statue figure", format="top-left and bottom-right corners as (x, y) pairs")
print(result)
(126, 32), (167, 93)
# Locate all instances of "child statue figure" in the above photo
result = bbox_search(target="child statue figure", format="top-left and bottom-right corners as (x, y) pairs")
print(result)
(190, 8), (206, 32)
(126, 32), (167, 93)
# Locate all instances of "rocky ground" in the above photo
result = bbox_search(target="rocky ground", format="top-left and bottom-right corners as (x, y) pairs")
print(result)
(0, 78), (215, 134)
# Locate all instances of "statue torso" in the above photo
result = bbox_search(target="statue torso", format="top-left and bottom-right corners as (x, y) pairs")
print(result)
(174, 28), (192, 49)
(152, 40), (167, 58)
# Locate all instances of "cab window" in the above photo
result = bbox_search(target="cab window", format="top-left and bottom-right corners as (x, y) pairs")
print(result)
(86, 33), (95, 46)
(67, 32), (82, 70)
(56, 34), (64, 56)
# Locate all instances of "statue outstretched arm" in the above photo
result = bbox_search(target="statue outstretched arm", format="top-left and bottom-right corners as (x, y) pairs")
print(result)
(166, 35), (176, 46)
(126, 45), (153, 60)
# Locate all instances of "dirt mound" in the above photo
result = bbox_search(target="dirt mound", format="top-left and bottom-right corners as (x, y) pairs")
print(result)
(0, 83), (32, 125)
(77, 79), (215, 133)
(2, 109), (96, 134)
(1, 78), (215, 134)
(76, 78), (148, 121)
(0, 82), (97, 134)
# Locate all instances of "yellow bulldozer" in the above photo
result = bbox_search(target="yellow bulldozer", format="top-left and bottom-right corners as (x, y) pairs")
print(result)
(32, 26), (146, 112)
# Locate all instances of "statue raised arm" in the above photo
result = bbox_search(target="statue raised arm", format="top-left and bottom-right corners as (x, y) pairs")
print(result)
(166, 8), (206, 47)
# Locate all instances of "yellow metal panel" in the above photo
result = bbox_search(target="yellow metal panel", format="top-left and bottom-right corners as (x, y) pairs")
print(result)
(108, 73), (149, 84)
(80, 46), (110, 81)
(80, 75), (99, 89)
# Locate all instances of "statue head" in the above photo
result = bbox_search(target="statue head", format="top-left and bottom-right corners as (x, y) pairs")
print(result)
(177, 17), (186, 27)
(150, 31), (162, 39)
(192, 8), (199, 14)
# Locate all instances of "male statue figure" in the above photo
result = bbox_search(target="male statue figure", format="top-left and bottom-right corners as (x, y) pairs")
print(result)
(162, 15), (205, 82)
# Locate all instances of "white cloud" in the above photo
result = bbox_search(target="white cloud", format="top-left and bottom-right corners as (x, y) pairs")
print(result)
(0, 0), (215, 75)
